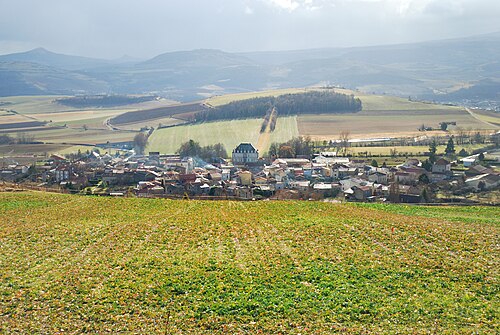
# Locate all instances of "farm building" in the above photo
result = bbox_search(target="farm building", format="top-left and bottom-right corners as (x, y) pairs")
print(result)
(232, 143), (259, 165)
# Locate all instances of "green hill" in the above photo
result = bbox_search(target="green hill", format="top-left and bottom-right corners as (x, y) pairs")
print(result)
(1, 192), (498, 334)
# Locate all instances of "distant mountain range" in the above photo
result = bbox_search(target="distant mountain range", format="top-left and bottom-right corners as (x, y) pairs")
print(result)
(1, 32), (499, 103)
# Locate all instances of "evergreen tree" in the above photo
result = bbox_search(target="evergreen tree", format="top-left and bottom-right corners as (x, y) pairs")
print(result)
(422, 159), (432, 172)
(445, 137), (455, 155)
(428, 139), (438, 163)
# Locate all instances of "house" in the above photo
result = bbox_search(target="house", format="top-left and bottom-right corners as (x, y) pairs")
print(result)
(289, 180), (310, 191)
(238, 171), (253, 186)
(351, 185), (373, 201)
(280, 158), (311, 168)
(54, 165), (72, 182)
(432, 158), (451, 174)
(50, 154), (67, 164)
(232, 143), (259, 165)
(465, 173), (500, 190)
(395, 172), (412, 184)
(461, 156), (477, 167)
(465, 165), (494, 177)
(397, 166), (427, 184)
(368, 171), (388, 185)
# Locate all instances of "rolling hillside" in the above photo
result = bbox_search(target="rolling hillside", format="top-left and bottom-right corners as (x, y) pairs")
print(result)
(1, 32), (499, 102)
(0, 192), (498, 333)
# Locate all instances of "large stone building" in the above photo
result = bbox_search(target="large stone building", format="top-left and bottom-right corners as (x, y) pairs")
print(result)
(232, 143), (258, 165)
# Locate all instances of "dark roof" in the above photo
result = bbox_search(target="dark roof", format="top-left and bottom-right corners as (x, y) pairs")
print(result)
(485, 174), (500, 183)
(233, 143), (257, 153)
(434, 158), (450, 165)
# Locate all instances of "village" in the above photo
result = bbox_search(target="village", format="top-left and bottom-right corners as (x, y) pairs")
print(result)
(1, 140), (499, 204)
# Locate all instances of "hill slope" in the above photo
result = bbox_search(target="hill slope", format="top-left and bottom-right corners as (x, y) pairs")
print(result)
(0, 47), (112, 70)
(0, 192), (498, 334)
(0, 32), (499, 102)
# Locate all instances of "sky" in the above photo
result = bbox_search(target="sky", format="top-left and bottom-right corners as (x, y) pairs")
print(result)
(0, 0), (499, 59)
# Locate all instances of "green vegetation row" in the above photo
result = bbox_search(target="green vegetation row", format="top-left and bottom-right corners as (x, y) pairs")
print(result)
(1, 192), (498, 334)
(198, 91), (362, 122)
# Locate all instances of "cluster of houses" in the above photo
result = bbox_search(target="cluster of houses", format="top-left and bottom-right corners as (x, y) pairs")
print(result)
(1, 142), (499, 202)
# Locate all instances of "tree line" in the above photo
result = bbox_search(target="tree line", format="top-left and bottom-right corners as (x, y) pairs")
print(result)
(268, 137), (315, 158)
(177, 139), (228, 163)
(197, 91), (362, 122)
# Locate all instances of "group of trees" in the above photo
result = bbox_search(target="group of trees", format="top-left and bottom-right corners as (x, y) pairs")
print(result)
(196, 91), (362, 122)
(0, 133), (36, 145)
(177, 139), (228, 162)
(268, 137), (314, 158)
(260, 108), (278, 133)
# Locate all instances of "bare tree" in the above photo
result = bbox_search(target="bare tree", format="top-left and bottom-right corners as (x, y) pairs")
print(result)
(133, 132), (148, 155)
(455, 127), (466, 145)
(338, 131), (350, 155)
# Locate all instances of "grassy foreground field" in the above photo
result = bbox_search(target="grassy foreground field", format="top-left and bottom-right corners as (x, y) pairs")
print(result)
(1, 192), (498, 334)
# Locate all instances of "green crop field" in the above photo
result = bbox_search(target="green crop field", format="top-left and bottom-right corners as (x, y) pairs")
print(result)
(0, 192), (498, 334)
(206, 88), (312, 107)
(147, 116), (299, 155)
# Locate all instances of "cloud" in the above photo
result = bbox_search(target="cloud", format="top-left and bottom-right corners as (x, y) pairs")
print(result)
(0, 0), (499, 58)
(265, 0), (300, 11)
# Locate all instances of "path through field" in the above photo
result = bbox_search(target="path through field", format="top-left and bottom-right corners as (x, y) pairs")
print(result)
(256, 107), (276, 155)
(465, 108), (500, 129)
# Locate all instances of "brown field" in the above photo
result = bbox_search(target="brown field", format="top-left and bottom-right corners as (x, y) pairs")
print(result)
(297, 109), (495, 140)
(0, 121), (46, 130)
(32, 110), (126, 124)
(110, 102), (206, 126)
(7, 127), (137, 145)
(0, 111), (36, 124)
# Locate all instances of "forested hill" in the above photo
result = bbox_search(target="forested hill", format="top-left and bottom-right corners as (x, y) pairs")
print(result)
(197, 91), (362, 122)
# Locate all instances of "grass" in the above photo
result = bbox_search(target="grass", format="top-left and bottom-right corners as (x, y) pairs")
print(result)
(336, 89), (456, 111)
(0, 192), (498, 334)
(147, 118), (261, 154)
(206, 88), (312, 107)
(147, 116), (299, 155)
(472, 109), (500, 127)
(147, 117), (298, 154)
(348, 144), (486, 156)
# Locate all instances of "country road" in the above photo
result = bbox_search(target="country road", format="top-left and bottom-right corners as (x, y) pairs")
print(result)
(465, 108), (499, 129)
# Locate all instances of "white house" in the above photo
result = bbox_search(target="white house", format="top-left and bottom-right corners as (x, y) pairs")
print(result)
(432, 158), (451, 174)
(232, 143), (259, 165)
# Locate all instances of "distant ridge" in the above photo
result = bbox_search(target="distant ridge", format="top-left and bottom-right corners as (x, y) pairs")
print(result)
(0, 47), (111, 70)
(0, 31), (499, 102)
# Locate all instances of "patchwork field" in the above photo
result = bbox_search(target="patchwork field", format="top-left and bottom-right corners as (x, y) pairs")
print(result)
(206, 88), (499, 142)
(0, 96), (179, 155)
(1, 90), (498, 158)
(0, 192), (498, 334)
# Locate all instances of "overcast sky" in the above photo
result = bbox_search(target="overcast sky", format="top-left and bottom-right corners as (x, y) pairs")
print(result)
(1, 0), (499, 59)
